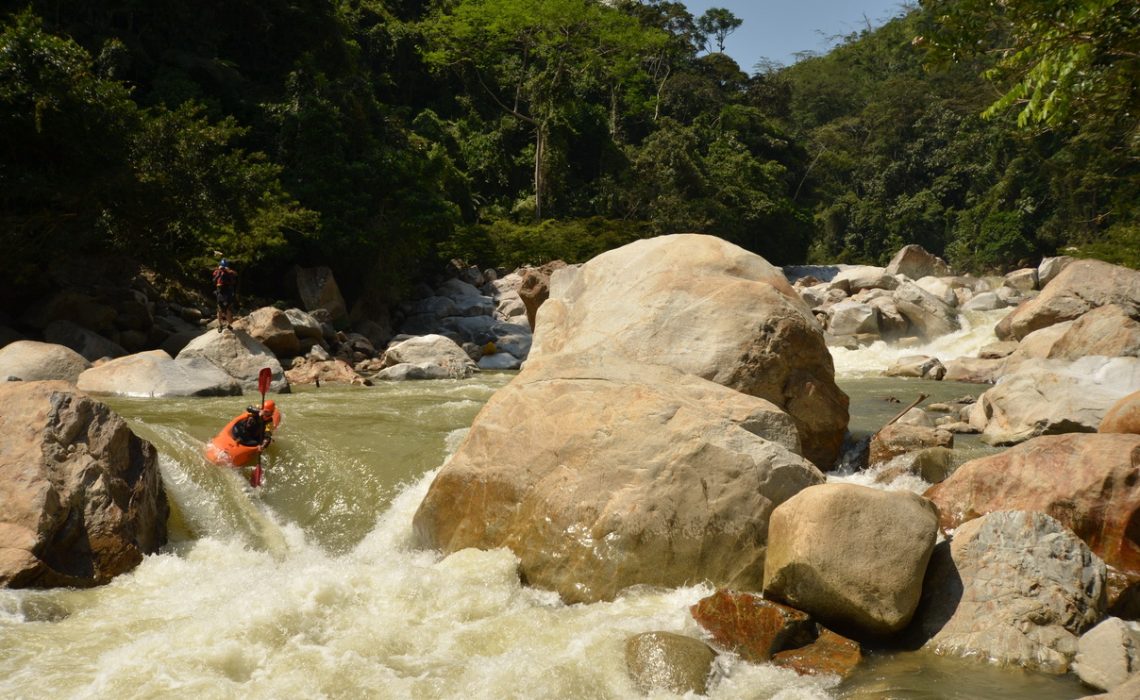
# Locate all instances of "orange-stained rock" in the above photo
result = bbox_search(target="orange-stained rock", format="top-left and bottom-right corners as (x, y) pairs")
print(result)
(869, 423), (953, 465)
(771, 628), (862, 678)
(518, 261), (567, 331)
(1100, 389), (1140, 435)
(925, 433), (1140, 578)
(690, 589), (815, 663)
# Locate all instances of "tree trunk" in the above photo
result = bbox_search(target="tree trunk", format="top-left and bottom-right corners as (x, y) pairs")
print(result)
(534, 123), (546, 220)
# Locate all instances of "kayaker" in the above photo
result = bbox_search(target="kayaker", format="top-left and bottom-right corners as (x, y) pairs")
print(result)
(231, 401), (275, 449)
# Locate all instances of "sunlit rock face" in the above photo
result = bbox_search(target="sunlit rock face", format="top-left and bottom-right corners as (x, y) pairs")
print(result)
(413, 235), (848, 603)
(0, 381), (168, 588)
(530, 234), (849, 468)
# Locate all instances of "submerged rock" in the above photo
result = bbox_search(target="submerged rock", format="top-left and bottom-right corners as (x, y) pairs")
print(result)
(624, 631), (716, 695)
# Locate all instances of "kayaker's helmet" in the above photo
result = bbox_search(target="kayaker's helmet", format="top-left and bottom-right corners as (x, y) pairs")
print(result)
(220, 259), (229, 268)
(261, 400), (276, 415)
(246, 406), (258, 415)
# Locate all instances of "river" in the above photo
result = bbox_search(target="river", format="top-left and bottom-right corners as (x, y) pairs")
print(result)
(0, 310), (1095, 699)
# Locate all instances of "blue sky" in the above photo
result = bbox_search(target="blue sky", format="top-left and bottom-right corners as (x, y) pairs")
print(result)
(681, 1), (914, 71)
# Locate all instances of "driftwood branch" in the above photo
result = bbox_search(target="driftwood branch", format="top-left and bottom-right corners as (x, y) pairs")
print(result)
(878, 393), (930, 433)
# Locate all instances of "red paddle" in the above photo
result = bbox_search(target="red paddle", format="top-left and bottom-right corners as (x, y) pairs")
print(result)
(252, 367), (272, 488)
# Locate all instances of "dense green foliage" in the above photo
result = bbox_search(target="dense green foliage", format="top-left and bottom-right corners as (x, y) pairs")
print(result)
(1, 0), (1138, 315)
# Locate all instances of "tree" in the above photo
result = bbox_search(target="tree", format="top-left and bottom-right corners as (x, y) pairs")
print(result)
(920, 0), (1140, 137)
(696, 7), (742, 53)
(421, 0), (664, 220)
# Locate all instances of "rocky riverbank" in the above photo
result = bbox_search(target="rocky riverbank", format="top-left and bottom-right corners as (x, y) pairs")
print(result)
(3, 234), (1140, 697)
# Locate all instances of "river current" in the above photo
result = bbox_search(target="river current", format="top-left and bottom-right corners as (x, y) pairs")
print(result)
(0, 310), (1095, 699)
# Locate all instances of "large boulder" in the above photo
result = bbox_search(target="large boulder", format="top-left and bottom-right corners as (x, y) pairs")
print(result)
(176, 329), (288, 393)
(381, 334), (476, 379)
(76, 350), (241, 397)
(915, 511), (1105, 674)
(891, 281), (960, 340)
(0, 381), (168, 587)
(884, 244), (952, 279)
(996, 260), (1140, 341)
(969, 356), (1140, 445)
(762, 483), (940, 637)
(530, 234), (848, 468)
(235, 307), (300, 358)
(1045, 304), (1140, 360)
(413, 356), (823, 604)
(294, 265), (348, 323)
(0, 340), (91, 383)
(924, 433), (1140, 587)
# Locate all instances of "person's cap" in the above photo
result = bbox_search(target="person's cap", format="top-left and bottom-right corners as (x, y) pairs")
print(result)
(220, 259), (229, 268)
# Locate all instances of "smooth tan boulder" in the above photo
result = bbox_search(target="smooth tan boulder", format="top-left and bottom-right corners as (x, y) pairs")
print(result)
(762, 483), (940, 637)
(234, 307), (300, 358)
(77, 350), (241, 397)
(531, 234), (848, 468)
(0, 340), (90, 383)
(997, 260), (1140, 341)
(413, 356), (822, 604)
(969, 356), (1140, 445)
(176, 328), (288, 393)
(0, 381), (168, 587)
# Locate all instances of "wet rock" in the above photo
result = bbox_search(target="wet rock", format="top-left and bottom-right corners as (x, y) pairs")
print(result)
(413, 357), (820, 604)
(869, 423), (953, 465)
(771, 628), (862, 678)
(624, 631), (715, 695)
(690, 589), (815, 663)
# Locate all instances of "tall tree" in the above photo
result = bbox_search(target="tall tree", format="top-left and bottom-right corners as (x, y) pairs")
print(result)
(696, 7), (742, 53)
(421, 0), (664, 219)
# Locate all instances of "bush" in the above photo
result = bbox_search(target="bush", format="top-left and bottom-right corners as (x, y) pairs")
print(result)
(440, 217), (653, 269)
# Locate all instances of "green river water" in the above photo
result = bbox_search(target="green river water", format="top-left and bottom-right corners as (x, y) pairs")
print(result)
(0, 325), (1100, 698)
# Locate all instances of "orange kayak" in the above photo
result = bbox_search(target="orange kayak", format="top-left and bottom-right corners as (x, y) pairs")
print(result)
(204, 408), (282, 467)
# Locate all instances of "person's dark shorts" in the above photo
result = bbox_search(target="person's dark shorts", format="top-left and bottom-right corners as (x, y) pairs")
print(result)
(216, 287), (235, 310)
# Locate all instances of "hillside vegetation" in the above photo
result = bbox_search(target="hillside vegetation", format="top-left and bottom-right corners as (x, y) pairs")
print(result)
(2, 0), (1136, 314)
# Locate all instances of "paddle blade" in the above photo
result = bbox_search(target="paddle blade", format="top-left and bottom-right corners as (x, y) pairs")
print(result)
(257, 367), (272, 397)
(251, 464), (263, 488)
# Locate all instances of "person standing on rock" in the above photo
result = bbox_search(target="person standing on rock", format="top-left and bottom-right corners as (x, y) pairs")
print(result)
(212, 258), (238, 332)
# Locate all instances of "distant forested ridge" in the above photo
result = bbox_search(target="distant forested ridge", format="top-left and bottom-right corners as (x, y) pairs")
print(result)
(1, 0), (1136, 313)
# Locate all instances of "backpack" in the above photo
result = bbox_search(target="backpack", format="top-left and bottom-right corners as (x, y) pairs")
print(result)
(213, 266), (236, 288)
